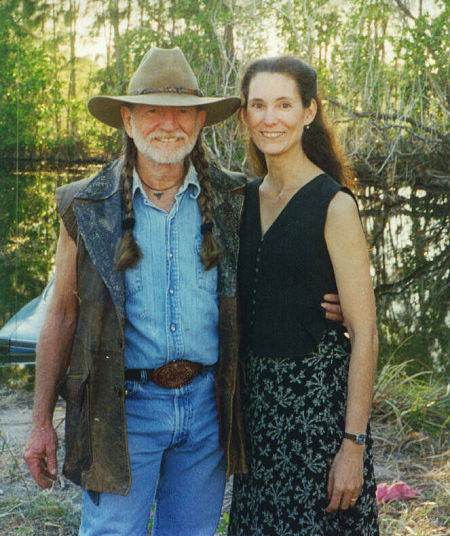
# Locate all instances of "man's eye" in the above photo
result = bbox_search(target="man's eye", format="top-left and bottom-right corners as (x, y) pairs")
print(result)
(281, 102), (291, 109)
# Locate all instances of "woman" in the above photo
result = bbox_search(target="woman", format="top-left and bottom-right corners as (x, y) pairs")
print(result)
(229, 57), (379, 535)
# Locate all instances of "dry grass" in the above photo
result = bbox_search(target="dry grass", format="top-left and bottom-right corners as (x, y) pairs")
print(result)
(372, 362), (449, 535)
(0, 389), (81, 536)
(373, 421), (449, 535)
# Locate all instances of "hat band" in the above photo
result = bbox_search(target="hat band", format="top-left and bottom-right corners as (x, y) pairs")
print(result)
(131, 87), (204, 97)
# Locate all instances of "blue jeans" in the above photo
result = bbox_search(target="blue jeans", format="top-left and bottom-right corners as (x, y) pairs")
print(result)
(79, 369), (226, 535)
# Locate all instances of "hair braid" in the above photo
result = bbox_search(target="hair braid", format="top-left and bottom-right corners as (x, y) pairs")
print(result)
(191, 136), (221, 270)
(115, 134), (142, 270)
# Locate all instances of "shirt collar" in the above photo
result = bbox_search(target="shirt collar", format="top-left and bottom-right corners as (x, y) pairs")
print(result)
(132, 164), (201, 200)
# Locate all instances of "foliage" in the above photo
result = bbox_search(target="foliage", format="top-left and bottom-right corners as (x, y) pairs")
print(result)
(0, 162), (102, 325)
(373, 361), (450, 436)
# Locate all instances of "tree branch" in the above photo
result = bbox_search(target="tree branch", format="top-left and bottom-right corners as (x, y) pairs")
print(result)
(393, 0), (416, 21)
(326, 98), (444, 138)
(374, 248), (449, 297)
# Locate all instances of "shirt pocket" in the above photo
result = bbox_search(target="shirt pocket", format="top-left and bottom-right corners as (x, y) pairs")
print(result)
(125, 262), (143, 296)
(195, 235), (218, 294)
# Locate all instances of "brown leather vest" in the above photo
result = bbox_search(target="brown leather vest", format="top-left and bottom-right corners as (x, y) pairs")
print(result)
(56, 158), (247, 494)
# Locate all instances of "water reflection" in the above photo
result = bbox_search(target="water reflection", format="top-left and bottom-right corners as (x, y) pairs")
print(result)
(357, 179), (448, 375)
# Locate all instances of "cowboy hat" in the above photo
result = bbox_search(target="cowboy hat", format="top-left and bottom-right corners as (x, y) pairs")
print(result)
(88, 47), (241, 128)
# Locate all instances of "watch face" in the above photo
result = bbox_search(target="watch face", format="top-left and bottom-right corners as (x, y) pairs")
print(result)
(355, 433), (366, 445)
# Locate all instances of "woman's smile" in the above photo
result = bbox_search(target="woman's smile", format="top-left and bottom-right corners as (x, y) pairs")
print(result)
(260, 131), (286, 138)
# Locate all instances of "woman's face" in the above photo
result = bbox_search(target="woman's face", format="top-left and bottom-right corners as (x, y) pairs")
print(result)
(244, 72), (316, 160)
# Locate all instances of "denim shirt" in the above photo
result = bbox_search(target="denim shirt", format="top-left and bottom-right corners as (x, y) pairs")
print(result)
(124, 166), (219, 369)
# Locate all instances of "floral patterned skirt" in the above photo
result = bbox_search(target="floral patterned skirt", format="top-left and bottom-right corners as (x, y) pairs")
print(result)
(228, 328), (379, 536)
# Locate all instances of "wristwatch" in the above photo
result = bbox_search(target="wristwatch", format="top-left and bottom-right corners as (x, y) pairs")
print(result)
(344, 432), (367, 445)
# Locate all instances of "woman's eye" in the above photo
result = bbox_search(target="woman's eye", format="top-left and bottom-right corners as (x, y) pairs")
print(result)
(281, 102), (291, 109)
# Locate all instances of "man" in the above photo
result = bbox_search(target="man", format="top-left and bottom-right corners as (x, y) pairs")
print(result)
(23, 47), (342, 535)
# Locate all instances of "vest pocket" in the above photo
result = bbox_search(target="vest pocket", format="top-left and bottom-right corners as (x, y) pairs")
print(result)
(62, 372), (92, 483)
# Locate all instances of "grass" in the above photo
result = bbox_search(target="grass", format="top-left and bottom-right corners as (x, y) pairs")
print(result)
(0, 495), (80, 536)
(371, 361), (449, 535)
(373, 361), (450, 436)
(0, 363), (448, 535)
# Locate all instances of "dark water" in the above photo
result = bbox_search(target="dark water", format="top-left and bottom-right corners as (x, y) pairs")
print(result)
(0, 162), (448, 383)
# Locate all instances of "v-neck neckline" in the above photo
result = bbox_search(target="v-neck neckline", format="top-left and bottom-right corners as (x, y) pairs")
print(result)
(256, 173), (326, 241)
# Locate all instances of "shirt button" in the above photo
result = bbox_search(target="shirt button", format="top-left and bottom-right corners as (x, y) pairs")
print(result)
(255, 267), (259, 273)
(170, 324), (176, 332)
(169, 289), (174, 295)
(169, 252), (173, 259)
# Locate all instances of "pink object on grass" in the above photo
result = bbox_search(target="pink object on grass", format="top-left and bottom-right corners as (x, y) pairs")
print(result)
(376, 482), (421, 504)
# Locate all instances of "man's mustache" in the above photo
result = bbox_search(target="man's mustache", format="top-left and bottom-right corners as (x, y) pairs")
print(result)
(147, 131), (189, 141)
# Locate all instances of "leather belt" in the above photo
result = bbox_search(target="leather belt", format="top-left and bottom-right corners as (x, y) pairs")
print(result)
(125, 360), (207, 389)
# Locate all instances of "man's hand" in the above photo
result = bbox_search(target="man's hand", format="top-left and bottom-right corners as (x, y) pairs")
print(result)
(23, 424), (58, 488)
(325, 441), (364, 513)
(321, 293), (344, 323)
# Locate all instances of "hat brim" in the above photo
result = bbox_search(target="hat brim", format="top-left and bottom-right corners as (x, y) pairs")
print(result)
(88, 93), (241, 128)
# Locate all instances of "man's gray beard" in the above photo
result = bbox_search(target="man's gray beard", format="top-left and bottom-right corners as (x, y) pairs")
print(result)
(130, 121), (197, 165)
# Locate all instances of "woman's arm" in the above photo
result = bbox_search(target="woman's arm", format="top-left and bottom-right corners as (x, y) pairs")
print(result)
(323, 191), (378, 513)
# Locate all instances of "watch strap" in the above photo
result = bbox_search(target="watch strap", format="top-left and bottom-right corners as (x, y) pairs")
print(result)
(344, 432), (367, 444)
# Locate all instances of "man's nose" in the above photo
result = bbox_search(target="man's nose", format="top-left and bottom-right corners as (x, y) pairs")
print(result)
(160, 110), (178, 129)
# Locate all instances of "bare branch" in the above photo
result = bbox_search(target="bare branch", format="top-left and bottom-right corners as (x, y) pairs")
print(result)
(326, 98), (445, 138)
(393, 0), (416, 21)
(374, 248), (449, 297)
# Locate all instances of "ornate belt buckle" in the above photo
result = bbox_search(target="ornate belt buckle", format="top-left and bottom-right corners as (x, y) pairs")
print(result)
(152, 360), (202, 389)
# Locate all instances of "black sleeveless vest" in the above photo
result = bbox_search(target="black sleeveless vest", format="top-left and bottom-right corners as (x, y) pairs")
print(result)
(238, 173), (355, 357)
